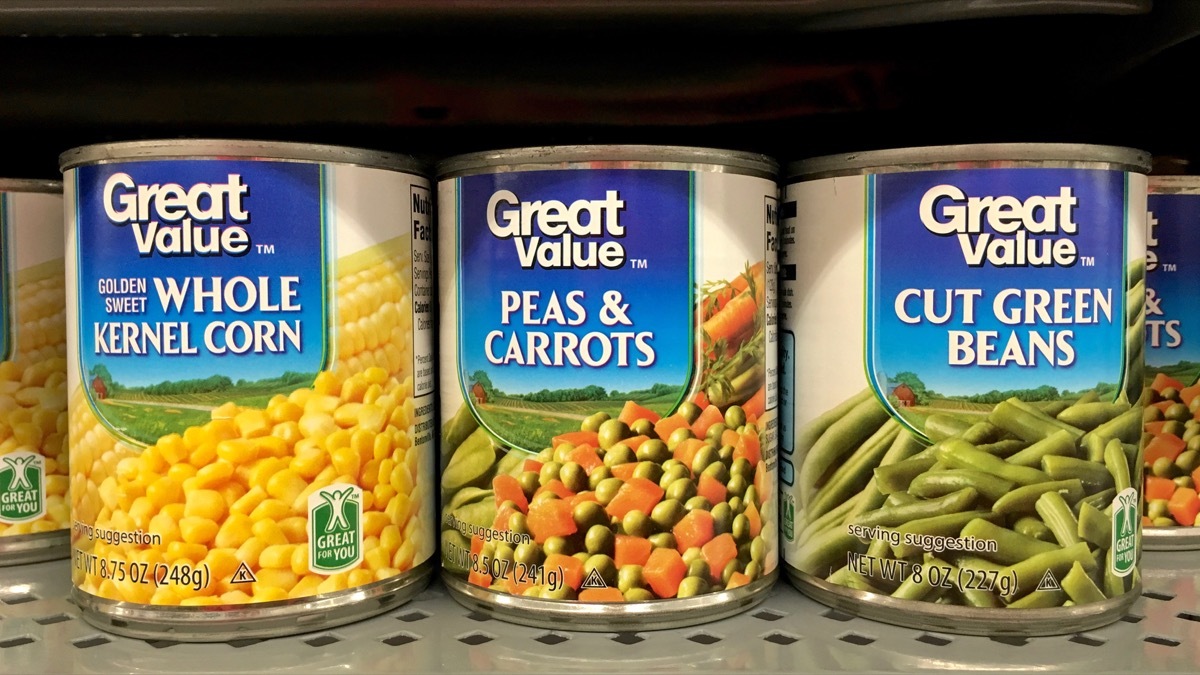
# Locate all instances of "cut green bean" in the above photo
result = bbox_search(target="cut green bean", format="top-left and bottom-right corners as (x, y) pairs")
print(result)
(1007, 589), (1067, 609)
(799, 396), (891, 507)
(1077, 502), (1111, 548)
(1013, 516), (1055, 543)
(1004, 430), (1078, 468)
(992, 479), (1086, 515)
(840, 478), (888, 527)
(1001, 542), (1094, 599)
(960, 519), (1058, 565)
(973, 439), (1029, 457)
(1056, 402), (1127, 431)
(853, 488), (980, 528)
(798, 388), (874, 456)
(909, 470), (1015, 503)
(1062, 561), (1107, 604)
(1074, 488), (1117, 516)
(891, 556), (956, 601)
(892, 510), (999, 558)
(1041, 455), (1116, 493)
(925, 414), (972, 442)
(1035, 491), (1082, 547)
(1104, 438), (1132, 493)
(937, 439), (1053, 485)
(1039, 400), (1073, 418)
(886, 492), (919, 508)
(797, 527), (865, 576)
(1084, 434), (1107, 463)
(799, 492), (859, 542)
(1081, 407), (1141, 446)
(808, 421), (901, 521)
(874, 455), (937, 494)
(951, 554), (1008, 575)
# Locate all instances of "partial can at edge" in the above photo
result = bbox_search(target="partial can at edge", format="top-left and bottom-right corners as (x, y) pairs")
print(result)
(0, 179), (68, 566)
(779, 143), (1151, 636)
(61, 140), (437, 640)
(437, 145), (780, 630)
(1141, 175), (1200, 550)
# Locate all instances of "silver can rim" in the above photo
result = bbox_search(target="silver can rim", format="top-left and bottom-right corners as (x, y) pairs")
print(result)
(787, 143), (1152, 181)
(437, 145), (779, 180)
(59, 139), (427, 175)
(0, 179), (62, 194)
(1149, 175), (1200, 194)
(1142, 525), (1200, 551)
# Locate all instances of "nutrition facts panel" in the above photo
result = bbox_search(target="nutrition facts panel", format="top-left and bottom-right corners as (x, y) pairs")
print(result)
(410, 184), (435, 398)
(0, 551), (1197, 673)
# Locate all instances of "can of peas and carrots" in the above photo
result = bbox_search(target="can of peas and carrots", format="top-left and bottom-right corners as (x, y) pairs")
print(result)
(61, 140), (436, 640)
(0, 180), (69, 566)
(779, 144), (1150, 636)
(437, 145), (779, 630)
(1141, 176), (1200, 551)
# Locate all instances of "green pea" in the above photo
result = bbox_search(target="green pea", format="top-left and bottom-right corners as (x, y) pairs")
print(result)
(523, 585), (543, 599)
(742, 423), (758, 437)
(702, 461), (729, 484)
(668, 427), (696, 450)
(750, 536), (765, 563)
(596, 478), (624, 505)
(730, 514), (751, 543)
(573, 552), (591, 564)
(721, 559), (740, 585)
(479, 541), (496, 561)
(686, 558), (710, 580)
(560, 462), (588, 493)
(743, 485), (759, 509)
(618, 565), (646, 593)
(514, 542), (541, 566)
(1176, 476), (1195, 489)
(540, 461), (563, 487)
(1164, 421), (1188, 439)
(543, 584), (577, 600)
(1145, 406), (1165, 423)
(604, 444), (637, 468)
(659, 465), (690, 490)
(1153, 456), (1178, 478)
(636, 440), (672, 464)
(726, 475), (748, 499)
(630, 418), (655, 437)
(676, 402), (702, 424)
(588, 466), (613, 490)
(598, 419), (632, 450)
(1185, 427), (1200, 443)
(625, 588), (655, 602)
(705, 422), (728, 442)
(691, 447), (720, 476)
(584, 554), (618, 587)
(537, 448), (555, 463)
(666, 477), (697, 502)
(586, 525), (617, 556)
(553, 442), (576, 464)
(727, 496), (743, 514)
(508, 512), (529, 536)
(518, 471), (541, 497)
(1148, 499), (1170, 520)
(498, 499), (519, 513)
(1162, 386), (1182, 402)
(676, 576), (708, 598)
(744, 560), (762, 581)
(718, 445), (735, 465)
(685, 496), (712, 512)
(622, 510), (655, 538)
(1177, 450), (1200, 474)
(1189, 436), (1200, 454)
(531, 491), (561, 506)
(737, 542), (752, 564)
(574, 501), (609, 531)
(1154, 517), (1178, 527)
(724, 406), (747, 430)
(1167, 403), (1192, 423)
(582, 412), (610, 433)
(650, 499), (686, 530)
(681, 547), (704, 565)
(710, 502), (733, 535)
(633, 461), (664, 483)
(1189, 419), (1200, 429)
(648, 532), (676, 550)
(543, 536), (572, 557)
(661, 458), (684, 473)
(730, 458), (753, 481)
(494, 543), (515, 566)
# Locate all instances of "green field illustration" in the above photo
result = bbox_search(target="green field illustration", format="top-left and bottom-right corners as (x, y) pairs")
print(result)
(1146, 360), (1200, 387)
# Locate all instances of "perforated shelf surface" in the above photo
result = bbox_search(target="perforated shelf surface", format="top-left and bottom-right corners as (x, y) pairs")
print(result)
(1, 552), (1198, 673)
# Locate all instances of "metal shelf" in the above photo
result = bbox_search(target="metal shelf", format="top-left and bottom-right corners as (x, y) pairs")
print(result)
(1, 552), (1198, 673)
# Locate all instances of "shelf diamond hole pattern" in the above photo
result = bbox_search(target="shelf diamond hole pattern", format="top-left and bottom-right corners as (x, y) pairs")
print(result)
(304, 634), (341, 648)
(687, 632), (723, 645)
(397, 610), (430, 623)
(534, 632), (570, 646)
(0, 636), (34, 648)
(1143, 591), (1175, 601)
(1069, 634), (1106, 647)
(821, 609), (855, 623)
(1121, 614), (1145, 624)
(990, 636), (1029, 647)
(458, 632), (494, 646)
(611, 632), (644, 646)
(145, 640), (179, 650)
(383, 633), (420, 647)
(0, 592), (37, 605)
(72, 636), (111, 649)
(1144, 636), (1182, 648)
(33, 614), (70, 625)
(915, 634), (952, 646)
(838, 633), (875, 646)
(465, 611), (491, 623)
(763, 632), (799, 646)
(1177, 611), (1200, 623)
(227, 638), (264, 649)
(753, 609), (785, 622)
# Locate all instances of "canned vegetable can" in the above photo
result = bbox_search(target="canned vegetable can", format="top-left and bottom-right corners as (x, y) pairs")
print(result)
(61, 141), (436, 640)
(1141, 176), (1200, 550)
(779, 144), (1150, 636)
(437, 145), (780, 630)
(0, 180), (68, 566)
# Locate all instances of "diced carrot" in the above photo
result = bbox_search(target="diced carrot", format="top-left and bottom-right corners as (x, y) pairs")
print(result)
(1193, 466), (1200, 491)
(1143, 516), (1154, 526)
(754, 461), (768, 503)
(655, 415), (692, 444)
(701, 533), (738, 583)
(742, 386), (766, 423)
(579, 587), (626, 602)
(673, 510), (716, 552)
(697, 473), (727, 505)
(743, 501), (763, 538)
(733, 433), (761, 466)
(471, 535), (486, 556)
(568, 445), (604, 474)
(614, 535), (654, 568)
(569, 491), (599, 509)
(493, 474), (530, 512)
(692, 391), (710, 409)
(1168, 487), (1200, 526)
(1145, 434), (1187, 465)
(544, 553), (585, 590)
(1182, 384), (1200, 406)
(702, 291), (758, 345)
(526, 499), (579, 543)
(1144, 421), (1168, 436)
(605, 477), (665, 520)
(1153, 401), (1177, 413)
(1153, 372), (1186, 393)
(623, 435), (649, 451)
(673, 438), (707, 468)
(553, 431), (600, 448)
(726, 572), (752, 590)
(691, 405), (725, 438)
(468, 569), (493, 588)
(523, 459), (544, 474)
(504, 566), (537, 595)
(1146, 476), (1178, 502)
(619, 401), (662, 426)
(610, 463), (638, 481)
(643, 548), (687, 598)
(493, 502), (519, 531)
(534, 479), (576, 501)
(720, 428), (741, 449)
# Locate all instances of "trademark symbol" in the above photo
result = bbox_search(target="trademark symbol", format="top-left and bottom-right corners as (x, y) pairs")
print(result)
(256, 244), (276, 255)
(630, 259), (648, 269)
(1079, 256), (1095, 267)
(1163, 263), (1178, 272)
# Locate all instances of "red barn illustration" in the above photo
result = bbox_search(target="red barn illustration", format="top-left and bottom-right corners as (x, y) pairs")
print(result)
(891, 383), (916, 408)
(471, 382), (487, 405)
(91, 376), (108, 400)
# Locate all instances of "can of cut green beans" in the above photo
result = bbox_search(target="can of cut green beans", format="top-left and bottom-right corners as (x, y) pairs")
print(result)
(437, 145), (780, 630)
(779, 143), (1151, 636)
(1141, 176), (1200, 551)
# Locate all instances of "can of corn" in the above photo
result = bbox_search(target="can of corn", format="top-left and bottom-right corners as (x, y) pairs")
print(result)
(437, 145), (780, 629)
(0, 179), (68, 566)
(60, 140), (436, 640)
(1141, 176), (1200, 550)
(779, 143), (1151, 635)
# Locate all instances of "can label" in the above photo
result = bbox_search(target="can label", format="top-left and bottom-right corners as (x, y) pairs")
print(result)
(1140, 185), (1200, 530)
(782, 166), (1145, 610)
(66, 159), (435, 607)
(439, 167), (778, 604)
(0, 190), (68, 539)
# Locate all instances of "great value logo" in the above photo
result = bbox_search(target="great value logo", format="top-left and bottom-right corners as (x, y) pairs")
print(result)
(103, 173), (253, 257)
(487, 189), (627, 269)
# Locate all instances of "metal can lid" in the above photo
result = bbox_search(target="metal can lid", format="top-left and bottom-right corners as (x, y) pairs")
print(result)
(0, 179), (61, 194)
(437, 145), (779, 180)
(787, 143), (1152, 180)
(59, 139), (426, 175)
(1149, 175), (1200, 194)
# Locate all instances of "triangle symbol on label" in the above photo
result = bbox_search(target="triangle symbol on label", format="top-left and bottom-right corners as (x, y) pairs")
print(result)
(230, 562), (258, 584)
(1037, 569), (1060, 592)
(581, 568), (608, 589)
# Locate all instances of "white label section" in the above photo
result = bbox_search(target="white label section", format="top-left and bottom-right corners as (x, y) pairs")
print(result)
(11, 192), (64, 271)
(765, 194), (780, 412)
(410, 184), (434, 397)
